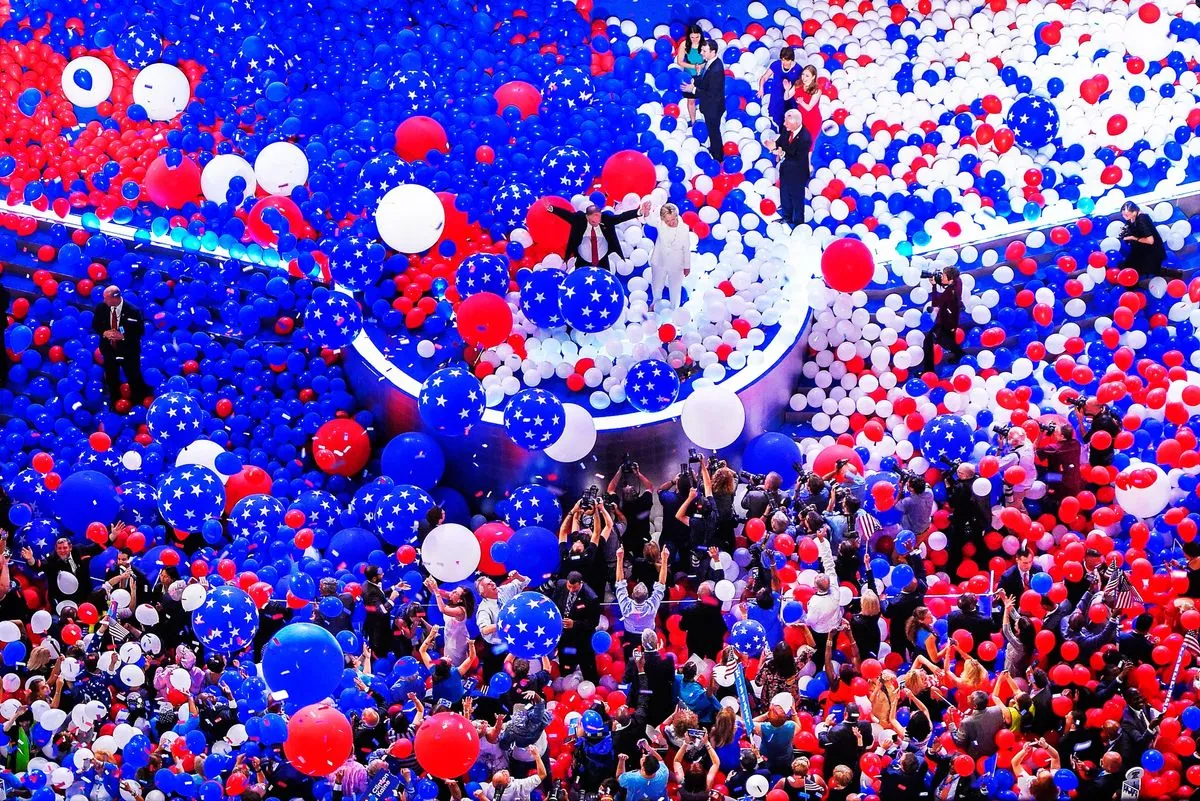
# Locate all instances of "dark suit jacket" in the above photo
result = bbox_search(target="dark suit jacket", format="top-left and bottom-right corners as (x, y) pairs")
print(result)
(548, 206), (640, 265)
(694, 57), (726, 116)
(777, 127), (812, 183)
(92, 301), (145, 358)
(678, 599), (727, 661)
(551, 581), (600, 633)
(998, 564), (1044, 600)
(0, 284), (9, 330)
(628, 649), (676, 727)
(946, 609), (996, 647)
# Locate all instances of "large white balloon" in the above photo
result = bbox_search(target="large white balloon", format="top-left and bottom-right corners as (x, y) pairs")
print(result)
(1114, 461), (1171, 519)
(254, 141), (309, 196)
(132, 64), (190, 122)
(543, 403), (597, 462)
(176, 439), (233, 483)
(201, 154), (257, 205)
(61, 57), (113, 108)
(180, 583), (207, 612)
(680, 386), (746, 449)
(376, 184), (445, 253)
(422, 523), (481, 582)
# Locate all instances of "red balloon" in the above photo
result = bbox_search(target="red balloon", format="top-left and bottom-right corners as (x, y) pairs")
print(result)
(144, 155), (201, 209)
(284, 703), (353, 777)
(494, 81), (541, 119)
(414, 712), (480, 779)
(394, 116), (450, 162)
(820, 237), (875, 293)
(600, 149), (657, 201)
(312, 418), (371, 476)
(810, 443), (865, 478)
(475, 521), (514, 575)
(89, 432), (111, 452)
(77, 602), (99, 625)
(225, 466), (273, 513)
(525, 195), (573, 254)
(246, 196), (309, 247)
(744, 517), (766, 542)
(456, 292), (513, 349)
(61, 623), (82, 645)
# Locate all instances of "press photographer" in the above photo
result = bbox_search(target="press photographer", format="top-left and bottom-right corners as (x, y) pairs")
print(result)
(944, 462), (989, 562)
(607, 455), (654, 555)
(820, 457), (866, 503)
(741, 470), (788, 521)
(920, 265), (964, 373)
(995, 423), (1035, 511)
(1071, 395), (1121, 468)
(894, 470), (935, 536)
(1035, 421), (1081, 511)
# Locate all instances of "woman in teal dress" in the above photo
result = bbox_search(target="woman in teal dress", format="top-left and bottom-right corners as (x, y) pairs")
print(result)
(675, 23), (705, 125)
(758, 46), (801, 131)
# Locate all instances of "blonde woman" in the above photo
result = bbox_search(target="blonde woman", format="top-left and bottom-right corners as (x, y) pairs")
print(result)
(639, 200), (691, 311)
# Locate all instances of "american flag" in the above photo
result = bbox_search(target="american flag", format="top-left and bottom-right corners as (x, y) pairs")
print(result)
(1104, 566), (1142, 611)
(856, 510), (881, 541)
(1185, 631), (1200, 658)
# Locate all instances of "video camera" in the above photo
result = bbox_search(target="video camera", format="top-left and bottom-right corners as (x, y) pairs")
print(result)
(580, 485), (601, 511)
(896, 467), (921, 485)
(1038, 421), (1058, 435)
(620, 452), (638, 475)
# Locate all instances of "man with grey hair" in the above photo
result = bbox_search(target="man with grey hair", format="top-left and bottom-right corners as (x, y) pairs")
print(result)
(803, 526), (844, 655)
(766, 108), (812, 227)
(615, 544), (668, 656)
(545, 200), (648, 270)
(475, 570), (530, 678)
(91, 285), (148, 410)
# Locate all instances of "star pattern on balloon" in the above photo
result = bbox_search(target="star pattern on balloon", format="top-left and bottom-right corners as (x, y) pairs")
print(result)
(116, 29), (162, 70)
(418, 366), (485, 436)
(489, 183), (535, 237)
(1005, 94), (1060, 150)
(539, 145), (594, 195)
(118, 481), (160, 526)
(17, 519), (60, 561)
(729, 619), (768, 656)
(147, 392), (205, 445)
(497, 591), (563, 659)
(519, 268), (567, 329)
(919, 413), (974, 466)
(290, 490), (343, 532)
(357, 154), (413, 209)
(157, 466), (225, 531)
(455, 253), (510, 298)
(373, 485), (434, 547)
(625, 358), (681, 413)
(349, 477), (395, 530)
(304, 291), (363, 349)
(559, 267), (626, 333)
(504, 389), (566, 451)
(386, 69), (439, 113)
(192, 585), (259, 655)
(500, 484), (558, 528)
(542, 67), (594, 114)
(229, 494), (286, 540)
(328, 235), (384, 291)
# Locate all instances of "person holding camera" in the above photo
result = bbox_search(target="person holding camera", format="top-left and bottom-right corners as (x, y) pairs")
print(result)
(997, 427), (1036, 511)
(1119, 200), (1180, 281)
(945, 462), (989, 566)
(920, 266), (964, 374)
(608, 461), (655, 556)
(820, 458), (866, 504)
(741, 471), (787, 522)
(1073, 397), (1121, 468)
(1036, 423), (1082, 511)
(894, 474), (934, 536)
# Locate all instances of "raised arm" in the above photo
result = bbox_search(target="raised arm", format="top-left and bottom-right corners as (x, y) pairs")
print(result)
(676, 489), (698, 523)
(658, 545), (670, 585)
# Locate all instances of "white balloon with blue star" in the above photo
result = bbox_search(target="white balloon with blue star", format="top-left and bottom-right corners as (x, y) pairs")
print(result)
(918, 414), (975, 467)
(504, 389), (566, 451)
(541, 66), (594, 114)
(498, 591), (563, 659)
(539, 145), (593, 196)
(519, 268), (567, 329)
(559, 267), (625, 333)
(455, 253), (510, 298)
(328, 235), (385, 291)
(625, 359), (681, 413)
(373, 485), (435, 547)
(157, 465), (225, 532)
(1005, 95), (1059, 151)
(419, 366), (485, 436)
(147, 392), (205, 446)
(228, 494), (286, 540)
(191, 585), (259, 655)
(303, 289), (362, 349)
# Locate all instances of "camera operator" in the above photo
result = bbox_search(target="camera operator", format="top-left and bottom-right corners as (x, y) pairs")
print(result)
(920, 266), (964, 373)
(674, 454), (717, 569)
(659, 465), (695, 572)
(741, 471), (787, 522)
(821, 458), (866, 503)
(559, 497), (610, 600)
(1073, 397), (1121, 468)
(945, 462), (988, 563)
(1036, 423), (1082, 512)
(1120, 201), (1180, 281)
(793, 472), (829, 513)
(997, 426), (1036, 511)
(607, 459), (655, 556)
(894, 473), (935, 536)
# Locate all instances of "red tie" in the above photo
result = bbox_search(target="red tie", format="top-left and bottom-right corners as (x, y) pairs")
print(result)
(590, 226), (600, 266)
(110, 307), (118, 331)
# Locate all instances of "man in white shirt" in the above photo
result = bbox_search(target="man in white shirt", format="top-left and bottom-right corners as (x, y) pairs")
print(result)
(545, 201), (646, 271)
(803, 531), (845, 655)
(475, 571), (529, 677)
(474, 749), (548, 801)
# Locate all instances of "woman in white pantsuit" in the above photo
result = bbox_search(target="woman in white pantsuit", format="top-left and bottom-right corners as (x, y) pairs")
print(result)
(640, 200), (692, 310)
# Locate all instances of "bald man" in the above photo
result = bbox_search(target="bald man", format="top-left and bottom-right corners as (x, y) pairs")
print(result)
(91, 286), (147, 410)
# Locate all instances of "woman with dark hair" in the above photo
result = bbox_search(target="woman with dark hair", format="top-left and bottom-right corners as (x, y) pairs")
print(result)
(1120, 200), (1177, 279)
(757, 641), (799, 707)
(424, 577), (475, 667)
(794, 66), (822, 149)
(673, 734), (720, 801)
(757, 46), (801, 131)
(675, 24), (705, 124)
(905, 605), (939, 662)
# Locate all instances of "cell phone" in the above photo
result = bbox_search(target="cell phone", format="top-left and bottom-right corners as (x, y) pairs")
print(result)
(686, 728), (704, 740)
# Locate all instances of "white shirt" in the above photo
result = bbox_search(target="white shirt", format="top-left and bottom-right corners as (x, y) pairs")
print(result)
(648, 216), (691, 275)
(475, 578), (530, 646)
(576, 222), (609, 266)
(478, 774), (543, 801)
(108, 301), (124, 329)
(803, 537), (845, 634)
(999, 443), (1037, 491)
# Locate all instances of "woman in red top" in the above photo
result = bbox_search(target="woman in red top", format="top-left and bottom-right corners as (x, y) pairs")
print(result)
(792, 66), (822, 150)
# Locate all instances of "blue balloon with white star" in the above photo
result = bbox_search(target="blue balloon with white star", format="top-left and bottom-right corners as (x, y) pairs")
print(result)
(157, 466), (225, 532)
(290, 490), (343, 532)
(356, 154), (414, 210)
(118, 481), (160, 527)
(348, 477), (395, 531)
(419, 366), (485, 437)
(191, 585), (259, 656)
(387, 69), (440, 115)
(489, 183), (535, 238)
(115, 28), (162, 70)
(625, 359), (681, 413)
(559, 267), (626, 333)
(504, 389), (566, 451)
(519, 268), (566, 329)
(328, 235), (385, 291)
(455, 253), (510, 299)
(918, 414), (975, 466)
(1005, 94), (1059, 150)
(539, 145), (594, 196)
(7, 469), (53, 515)
(303, 289), (362, 349)
(730, 619), (768, 656)
(229, 494), (286, 540)
(373, 485), (435, 547)
(147, 392), (205, 446)
(498, 591), (564, 659)
(17, 519), (60, 562)
(542, 66), (594, 114)
(499, 484), (560, 529)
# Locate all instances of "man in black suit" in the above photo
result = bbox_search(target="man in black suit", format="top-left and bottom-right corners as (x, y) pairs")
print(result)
(684, 39), (726, 164)
(92, 285), (148, 410)
(818, 705), (874, 788)
(552, 571), (600, 681)
(0, 282), (9, 387)
(767, 109), (812, 227)
(946, 593), (996, 646)
(627, 629), (676, 727)
(998, 548), (1043, 600)
(545, 201), (646, 270)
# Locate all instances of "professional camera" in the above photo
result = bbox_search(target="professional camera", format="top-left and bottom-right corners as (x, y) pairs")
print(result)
(896, 468), (920, 485)
(1067, 395), (1090, 412)
(1038, 421), (1058, 435)
(580, 485), (600, 511)
(738, 470), (767, 486)
(992, 423), (1014, 438)
(688, 448), (702, 464)
(620, 452), (639, 475)
(920, 268), (944, 281)
(602, 491), (619, 508)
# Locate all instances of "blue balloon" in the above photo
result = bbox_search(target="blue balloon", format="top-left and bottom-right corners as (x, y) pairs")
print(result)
(380, 432), (445, 489)
(5, 324), (32, 354)
(539, 145), (593, 195)
(558, 267), (625, 333)
(1142, 749), (1164, 771)
(158, 466), (225, 532)
(304, 289), (363, 349)
(487, 671), (513, 697)
(729, 619), (768, 656)
(455, 253), (510, 299)
(147, 392), (206, 446)
(542, 67), (594, 114)
(743, 432), (802, 485)
(489, 183), (536, 237)
(1182, 705), (1200, 731)
(918, 414), (975, 466)
(262, 622), (344, 707)
(890, 563), (915, 589)
(519, 268), (567, 329)
(1030, 572), (1052, 594)
(418, 366), (485, 437)
(228, 494), (286, 540)
(591, 630), (612, 653)
(191, 585), (259, 655)
(327, 527), (380, 569)
(625, 359), (681, 413)
(54, 470), (121, 536)
(328, 234), (384, 291)
(1005, 94), (1060, 150)
(498, 591), (563, 658)
(373, 485), (435, 547)
(507, 526), (560, 582)
(504, 389), (566, 451)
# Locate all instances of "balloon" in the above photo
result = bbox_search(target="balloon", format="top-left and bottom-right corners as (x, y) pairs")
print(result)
(144, 155), (201, 209)
(543, 403), (598, 463)
(558, 267), (625, 334)
(147, 392), (205, 445)
(380, 433), (444, 489)
(474, 522), (513, 575)
(175, 439), (234, 484)
(729, 620), (768, 655)
(919, 415), (975, 466)
(54, 470), (120, 536)
(303, 289), (362, 349)
(456, 292), (513, 349)
(507, 526), (561, 582)
(283, 704), (352, 777)
(327, 527), (381, 569)
(201, 154), (257, 205)
(743, 433), (802, 485)
(601, 150), (657, 200)
(681, 386), (745, 449)
(519, 268), (567, 328)
(419, 366), (485, 436)
(394, 116), (450, 162)
(158, 465), (225, 532)
(312, 419), (371, 477)
(422, 524), (481, 582)
(376, 184), (445, 253)
(624, 359), (681, 413)
(1005, 94), (1060, 150)
(414, 713), (479, 779)
(504, 389), (566, 451)
(132, 63), (189, 121)
(821, 238), (875, 293)
(262, 623), (344, 707)
(494, 81), (541, 118)
(1115, 462), (1171, 519)
(254, 141), (309, 196)
(61, 57), (113, 108)
(498, 591), (564, 658)
(191, 585), (258, 655)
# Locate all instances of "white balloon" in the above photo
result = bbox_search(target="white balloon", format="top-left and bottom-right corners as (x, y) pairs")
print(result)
(680, 386), (745, 449)
(1114, 461), (1171, 519)
(57, 572), (79, 595)
(0, 621), (19, 643)
(224, 725), (248, 747)
(543, 403), (598, 463)
(134, 604), (160, 627)
(714, 579), (736, 602)
(119, 665), (145, 688)
(117, 642), (143, 664)
(169, 668), (192, 693)
(132, 63), (190, 122)
(30, 609), (52, 634)
(254, 141), (309, 196)
(92, 735), (117, 757)
(375, 184), (445, 253)
(181, 583), (207, 612)
(746, 775), (770, 798)
(111, 588), (132, 609)
(176, 439), (232, 483)
(201, 154), (257, 205)
(61, 57), (113, 108)
(40, 708), (67, 732)
(421, 523), (481, 582)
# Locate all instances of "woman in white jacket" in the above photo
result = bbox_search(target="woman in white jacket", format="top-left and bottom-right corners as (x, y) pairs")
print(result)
(640, 199), (692, 310)
(997, 427), (1036, 510)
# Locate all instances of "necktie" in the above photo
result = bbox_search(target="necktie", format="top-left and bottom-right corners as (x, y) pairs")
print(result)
(590, 225), (600, 266)
(566, 591), (577, 611)
(1022, 572), (1029, 590)
(110, 307), (118, 331)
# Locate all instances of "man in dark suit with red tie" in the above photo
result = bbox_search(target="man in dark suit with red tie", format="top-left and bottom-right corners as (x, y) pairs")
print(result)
(545, 201), (646, 270)
(92, 285), (148, 410)
(684, 39), (726, 164)
(551, 571), (600, 681)
(768, 109), (812, 227)
(998, 547), (1044, 600)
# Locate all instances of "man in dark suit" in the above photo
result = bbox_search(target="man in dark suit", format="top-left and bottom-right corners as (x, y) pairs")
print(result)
(0, 282), (9, 387)
(627, 629), (676, 727)
(545, 201), (646, 270)
(946, 593), (996, 646)
(685, 39), (726, 164)
(768, 109), (812, 227)
(92, 285), (148, 410)
(998, 548), (1043, 600)
(552, 571), (600, 681)
(818, 706), (874, 788)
